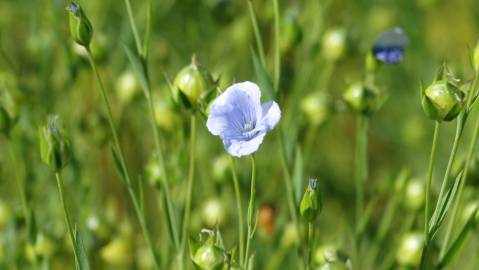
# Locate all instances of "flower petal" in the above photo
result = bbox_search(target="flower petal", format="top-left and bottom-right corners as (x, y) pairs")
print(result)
(223, 131), (267, 157)
(260, 101), (281, 131)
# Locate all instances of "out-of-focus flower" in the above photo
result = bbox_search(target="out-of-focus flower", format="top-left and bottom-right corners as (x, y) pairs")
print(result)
(258, 205), (275, 237)
(86, 214), (111, 241)
(421, 78), (464, 122)
(404, 178), (425, 211)
(39, 115), (72, 171)
(301, 92), (335, 127)
(207, 82), (281, 157)
(321, 27), (347, 62)
(202, 198), (225, 227)
(396, 232), (424, 267)
(343, 82), (379, 115)
(0, 201), (10, 231)
(145, 155), (165, 189)
(280, 222), (300, 247)
(100, 237), (133, 266)
(67, 0), (93, 48)
(372, 27), (409, 64)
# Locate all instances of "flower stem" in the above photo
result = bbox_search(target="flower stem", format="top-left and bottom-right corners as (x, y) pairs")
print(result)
(306, 222), (315, 270)
(230, 156), (245, 265)
(272, 0), (280, 93)
(246, 0), (266, 66)
(440, 72), (479, 259)
(86, 49), (161, 269)
(180, 114), (197, 256)
(354, 115), (369, 233)
(244, 155), (257, 269)
(123, 0), (142, 56)
(55, 171), (81, 269)
(419, 120), (441, 270)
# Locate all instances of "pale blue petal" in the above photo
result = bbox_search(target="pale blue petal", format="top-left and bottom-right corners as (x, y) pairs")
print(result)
(260, 101), (281, 131)
(224, 131), (267, 157)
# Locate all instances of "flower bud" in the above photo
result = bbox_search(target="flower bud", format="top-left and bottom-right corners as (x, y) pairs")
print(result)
(474, 41), (479, 72)
(301, 92), (335, 127)
(343, 82), (378, 115)
(404, 178), (425, 211)
(202, 198), (226, 227)
(396, 232), (424, 267)
(39, 115), (72, 171)
(191, 230), (226, 270)
(421, 80), (464, 122)
(0, 201), (10, 231)
(280, 14), (302, 53)
(321, 27), (347, 62)
(300, 178), (322, 222)
(100, 237), (133, 266)
(68, 1), (93, 48)
(173, 55), (215, 108)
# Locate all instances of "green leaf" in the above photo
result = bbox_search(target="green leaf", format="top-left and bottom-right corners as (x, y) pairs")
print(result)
(292, 146), (303, 203)
(429, 172), (462, 240)
(251, 48), (274, 100)
(74, 227), (91, 270)
(123, 44), (150, 97)
(110, 145), (127, 185)
(437, 208), (478, 269)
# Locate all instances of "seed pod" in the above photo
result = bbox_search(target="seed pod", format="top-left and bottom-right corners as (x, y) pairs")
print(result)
(202, 198), (225, 227)
(404, 178), (425, 211)
(301, 92), (335, 127)
(343, 82), (379, 115)
(173, 55), (215, 109)
(396, 232), (424, 267)
(420, 80), (464, 122)
(300, 178), (322, 222)
(321, 27), (347, 62)
(68, 1), (93, 48)
(191, 230), (226, 270)
(39, 116), (72, 171)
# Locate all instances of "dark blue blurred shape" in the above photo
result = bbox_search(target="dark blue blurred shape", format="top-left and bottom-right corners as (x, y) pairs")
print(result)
(372, 27), (409, 64)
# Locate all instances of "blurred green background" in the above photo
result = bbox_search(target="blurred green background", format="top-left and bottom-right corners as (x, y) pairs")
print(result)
(1, 0), (479, 269)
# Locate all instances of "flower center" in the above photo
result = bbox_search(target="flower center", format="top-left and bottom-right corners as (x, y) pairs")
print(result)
(243, 121), (255, 132)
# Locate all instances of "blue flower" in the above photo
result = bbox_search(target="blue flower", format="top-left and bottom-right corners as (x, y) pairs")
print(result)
(207, 81), (281, 157)
(372, 27), (409, 64)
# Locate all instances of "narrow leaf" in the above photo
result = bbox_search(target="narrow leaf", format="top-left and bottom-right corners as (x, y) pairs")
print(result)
(110, 145), (127, 185)
(74, 227), (91, 270)
(292, 146), (304, 203)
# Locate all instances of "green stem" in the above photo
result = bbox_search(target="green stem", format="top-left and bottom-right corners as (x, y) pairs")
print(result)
(244, 155), (257, 269)
(230, 157), (245, 265)
(180, 114), (197, 254)
(355, 115), (369, 232)
(246, 0), (266, 66)
(123, 0), (142, 56)
(306, 222), (314, 270)
(419, 121), (441, 270)
(440, 72), (479, 258)
(272, 0), (280, 93)
(86, 50), (161, 269)
(55, 172), (81, 269)
(143, 0), (153, 59)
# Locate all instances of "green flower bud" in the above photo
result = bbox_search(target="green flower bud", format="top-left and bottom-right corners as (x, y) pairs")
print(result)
(202, 198), (226, 227)
(421, 80), (464, 122)
(100, 237), (133, 266)
(396, 232), (424, 267)
(301, 92), (335, 127)
(343, 82), (378, 115)
(0, 201), (10, 231)
(404, 178), (425, 211)
(321, 27), (347, 62)
(68, 1), (93, 48)
(474, 41), (479, 72)
(300, 178), (322, 222)
(173, 55), (215, 109)
(191, 230), (226, 270)
(280, 14), (302, 53)
(39, 115), (72, 171)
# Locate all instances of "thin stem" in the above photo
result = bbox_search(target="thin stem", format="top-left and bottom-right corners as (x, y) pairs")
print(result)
(246, 0), (266, 66)
(244, 155), (257, 269)
(180, 114), (197, 252)
(272, 0), (280, 93)
(306, 222), (314, 270)
(143, 0), (153, 59)
(354, 115), (369, 232)
(86, 50), (161, 269)
(419, 121), (441, 270)
(230, 157), (245, 265)
(440, 71), (479, 257)
(55, 172), (81, 269)
(123, 0), (143, 56)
